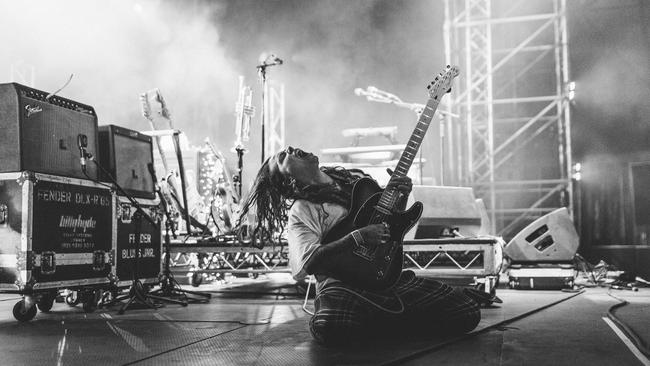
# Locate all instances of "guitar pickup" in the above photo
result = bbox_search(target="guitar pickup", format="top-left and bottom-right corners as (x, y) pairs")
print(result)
(373, 205), (392, 215)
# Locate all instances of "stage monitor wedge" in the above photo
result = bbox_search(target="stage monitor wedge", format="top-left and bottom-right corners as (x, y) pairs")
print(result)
(504, 207), (579, 262)
(98, 124), (155, 199)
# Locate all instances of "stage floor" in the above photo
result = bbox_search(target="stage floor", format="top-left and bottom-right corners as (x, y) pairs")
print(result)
(0, 274), (648, 365)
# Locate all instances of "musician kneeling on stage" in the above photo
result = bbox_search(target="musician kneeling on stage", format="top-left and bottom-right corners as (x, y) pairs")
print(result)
(239, 146), (488, 345)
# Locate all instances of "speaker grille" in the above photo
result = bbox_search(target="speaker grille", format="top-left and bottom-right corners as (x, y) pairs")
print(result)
(98, 125), (155, 199)
(0, 83), (98, 180)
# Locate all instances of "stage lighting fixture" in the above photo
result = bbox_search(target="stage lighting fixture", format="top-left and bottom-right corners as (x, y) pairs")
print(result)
(567, 81), (576, 101)
(572, 162), (582, 181)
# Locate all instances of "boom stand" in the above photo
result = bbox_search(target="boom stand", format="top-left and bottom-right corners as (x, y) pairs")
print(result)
(114, 209), (187, 314)
(87, 158), (186, 314)
(150, 188), (212, 302)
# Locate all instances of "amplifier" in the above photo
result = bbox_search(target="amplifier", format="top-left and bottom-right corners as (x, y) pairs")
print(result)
(0, 83), (98, 180)
(404, 186), (483, 240)
(98, 124), (155, 199)
(0, 172), (114, 291)
(114, 196), (162, 286)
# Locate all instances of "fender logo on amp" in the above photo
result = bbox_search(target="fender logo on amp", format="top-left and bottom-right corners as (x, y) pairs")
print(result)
(24, 104), (43, 118)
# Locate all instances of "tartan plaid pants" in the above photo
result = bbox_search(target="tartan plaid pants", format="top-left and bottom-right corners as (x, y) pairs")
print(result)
(309, 270), (481, 345)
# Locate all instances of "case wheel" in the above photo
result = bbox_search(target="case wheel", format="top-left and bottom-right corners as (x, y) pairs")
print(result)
(36, 294), (55, 312)
(65, 292), (80, 307)
(247, 269), (259, 280)
(81, 290), (101, 313)
(191, 272), (203, 287)
(13, 300), (37, 322)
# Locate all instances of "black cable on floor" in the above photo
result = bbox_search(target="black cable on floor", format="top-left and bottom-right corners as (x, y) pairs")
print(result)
(607, 292), (650, 358)
(111, 318), (270, 326)
(380, 289), (585, 366)
(121, 324), (249, 366)
(0, 297), (21, 302)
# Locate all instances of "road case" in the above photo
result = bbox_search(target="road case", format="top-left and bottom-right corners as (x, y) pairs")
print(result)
(508, 264), (576, 290)
(0, 172), (115, 320)
(114, 195), (162, 287)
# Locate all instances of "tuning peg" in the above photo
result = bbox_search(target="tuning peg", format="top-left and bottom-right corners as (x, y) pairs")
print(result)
(427, 84), (431, 89)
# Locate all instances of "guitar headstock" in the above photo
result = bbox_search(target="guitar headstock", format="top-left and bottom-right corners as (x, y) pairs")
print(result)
(140, 88), (172, 120)
(154, 89), (171, 119)
(427, 65), (460, 100)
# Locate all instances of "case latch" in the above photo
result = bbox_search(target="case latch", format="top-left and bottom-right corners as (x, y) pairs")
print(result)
(92, 250), (106, 271)
(41, 251), (56, 275)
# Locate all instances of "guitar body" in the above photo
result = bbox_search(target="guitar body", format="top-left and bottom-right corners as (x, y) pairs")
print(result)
(318, 65), (458, 290)
(323, 177), (423, 290)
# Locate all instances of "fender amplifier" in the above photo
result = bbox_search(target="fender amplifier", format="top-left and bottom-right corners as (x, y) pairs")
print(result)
(98, 124), (155, 199)
(0, 83), (98, 180)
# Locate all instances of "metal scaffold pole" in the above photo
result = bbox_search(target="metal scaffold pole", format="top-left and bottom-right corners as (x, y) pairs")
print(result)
(443, 0), (572, 239)
(265, 81), (286, 160)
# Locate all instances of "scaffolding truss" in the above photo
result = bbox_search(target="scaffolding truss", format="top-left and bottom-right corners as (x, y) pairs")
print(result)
(264, 81), (286, 159)
(443, 0), (572, 239)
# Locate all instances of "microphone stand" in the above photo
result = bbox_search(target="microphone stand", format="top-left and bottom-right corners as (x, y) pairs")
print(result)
(88, 158), (188, 314)
(258, 63), (268, 164)
(149, 165), (212, 303)
(256, 56), (282, 164)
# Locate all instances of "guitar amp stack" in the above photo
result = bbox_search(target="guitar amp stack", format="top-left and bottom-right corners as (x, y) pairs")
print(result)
(0, 83), (161, 321)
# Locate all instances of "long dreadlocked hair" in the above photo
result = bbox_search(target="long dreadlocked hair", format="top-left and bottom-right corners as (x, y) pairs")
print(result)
(237, 159), (364, 247)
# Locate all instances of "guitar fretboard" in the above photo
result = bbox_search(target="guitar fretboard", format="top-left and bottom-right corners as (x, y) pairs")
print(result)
(376, 95), (441, 211)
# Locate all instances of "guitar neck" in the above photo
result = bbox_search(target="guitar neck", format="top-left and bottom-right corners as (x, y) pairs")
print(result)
(378, 96), (441, 209)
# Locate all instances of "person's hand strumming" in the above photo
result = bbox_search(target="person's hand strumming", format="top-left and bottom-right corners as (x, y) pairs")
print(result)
(354, 223), (391, 247)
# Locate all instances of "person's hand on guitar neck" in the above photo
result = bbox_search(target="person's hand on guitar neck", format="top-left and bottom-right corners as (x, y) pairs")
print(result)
(385, 168), (413, 211)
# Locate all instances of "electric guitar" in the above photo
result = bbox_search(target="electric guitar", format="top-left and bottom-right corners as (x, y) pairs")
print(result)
(140, 89), (209, 234)
(322, 65), (460, 290)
